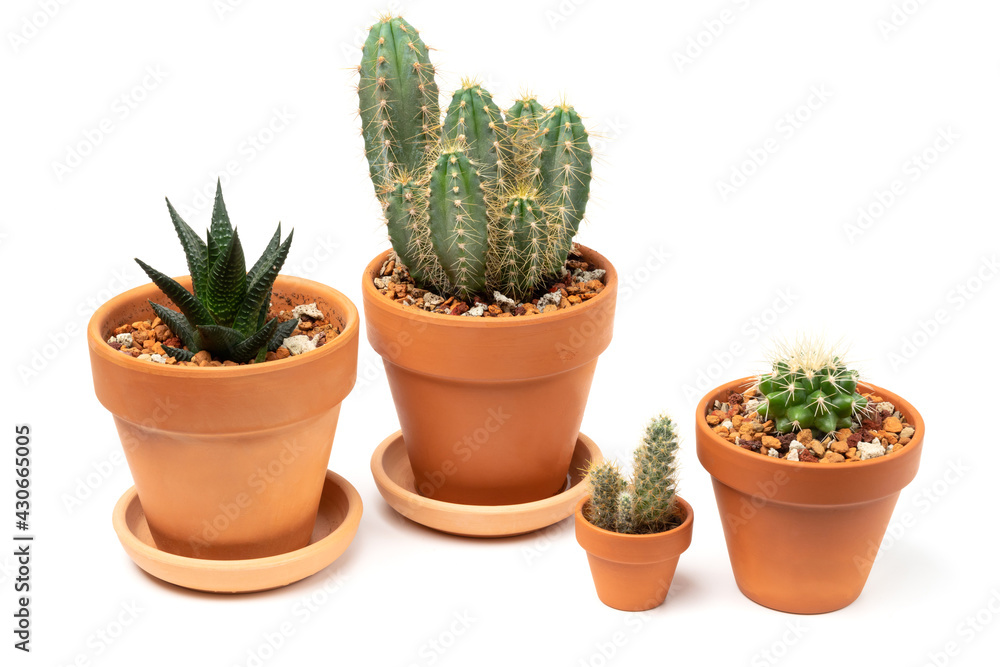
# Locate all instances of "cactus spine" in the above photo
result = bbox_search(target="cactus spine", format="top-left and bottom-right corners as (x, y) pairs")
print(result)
(358, 17), (594, 301)
(755, 337), (870, 435)
(585, 414), (683, 535)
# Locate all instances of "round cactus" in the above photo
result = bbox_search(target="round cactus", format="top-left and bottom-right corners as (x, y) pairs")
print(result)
(755, 340), (869, 434)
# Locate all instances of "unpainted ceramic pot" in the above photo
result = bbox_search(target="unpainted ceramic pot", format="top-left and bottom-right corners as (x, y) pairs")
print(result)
(88, 275), (359, 560)
(362, 245), (617, 506)
(696, 379), (925, 613)
(575, 496), (694, 611)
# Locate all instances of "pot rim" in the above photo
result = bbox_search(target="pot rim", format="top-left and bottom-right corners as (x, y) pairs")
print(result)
(575, 495), (694, 541)
(360, 243), (618, 329)
(87, 273), (360, 378)
(696, 377), (925, 471)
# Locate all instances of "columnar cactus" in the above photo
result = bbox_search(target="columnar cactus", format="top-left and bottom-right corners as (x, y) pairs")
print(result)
(358, 16), (594, 301)
(585, 414), (682, 535)
(755, 339), (870, 434)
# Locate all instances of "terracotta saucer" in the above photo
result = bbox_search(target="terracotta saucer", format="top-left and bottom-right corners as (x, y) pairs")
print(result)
(371, 430), (602, 537)
(112, 470), (362, 593)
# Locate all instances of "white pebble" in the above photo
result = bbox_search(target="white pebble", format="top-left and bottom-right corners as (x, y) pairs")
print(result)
(423, 293), (444, 308)
(282, 335), (316, 356)
(462, 304), (487, 317)
(722, 420), (733, 430)
(900, 426), (915, 439)
(572, 268), (606, 282)
(109, 332), (133, 347)
(136, 353), (152, 361)
(857, 439), (886, 460)
(537, 292), (561, 309)
(149, 354), (166, 364)
(292, 303), (324, 320)
(767, 448), (779, 458)
(492, 291), (516, 309)
(876, 401), (895, 414)
(745, 399), (760, 412)
(789, 442), (805, 451)
(787, 449), (800, 462)
(373, 276), (390, 289)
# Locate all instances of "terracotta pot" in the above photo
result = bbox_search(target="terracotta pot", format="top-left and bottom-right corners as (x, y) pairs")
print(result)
(88, 275), (359, 560)
(696, 378), (925, 614)
(575, 496), (693, 611)
(362, 245), (617, 506)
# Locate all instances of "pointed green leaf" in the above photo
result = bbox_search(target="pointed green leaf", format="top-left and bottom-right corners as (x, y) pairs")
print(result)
(229, 318), (279, 363)
(204, 229), (246, 326)
(208, 180), (233, 269)
(247, 224), (282, 286)
(268, 318), (299, 352)
(163, 345), (195, 362)
(232, 230), (293, 335)
(135, 259), (214, 326)
(165, 198), (209, 295)
(194, 324), (245, 358)
(148, 301), (200, 352)
(207, 226), (219, 272)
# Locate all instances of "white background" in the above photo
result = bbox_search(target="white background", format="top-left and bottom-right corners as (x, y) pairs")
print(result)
(2, 1), (997, 665)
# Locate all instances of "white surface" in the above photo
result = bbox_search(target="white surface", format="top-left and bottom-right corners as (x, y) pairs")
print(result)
(2, 1), (997, 665)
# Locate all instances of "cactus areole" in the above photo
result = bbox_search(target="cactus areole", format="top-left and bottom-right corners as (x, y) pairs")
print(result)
(359, 16), (595, 302)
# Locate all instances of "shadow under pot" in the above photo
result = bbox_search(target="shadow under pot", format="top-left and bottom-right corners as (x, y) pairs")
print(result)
(361, 244), (617, 506)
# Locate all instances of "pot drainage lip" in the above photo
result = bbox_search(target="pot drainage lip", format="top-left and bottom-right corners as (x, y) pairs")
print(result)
(112, 469), (363, 594)
(370, 430), (603, 538)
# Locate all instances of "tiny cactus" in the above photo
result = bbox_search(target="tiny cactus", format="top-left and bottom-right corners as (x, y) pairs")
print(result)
(134, 181), (298, 364)
(358, 16), (594, 301)
(755, 337), (870, 435)
(585, 414), (683, 535)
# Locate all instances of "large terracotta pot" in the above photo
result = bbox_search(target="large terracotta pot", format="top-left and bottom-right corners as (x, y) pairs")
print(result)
(362, 245), (617, 506)
(88, 275), (359, 560)
(575, 496), (693, 611)
(696, 378), (925, 613)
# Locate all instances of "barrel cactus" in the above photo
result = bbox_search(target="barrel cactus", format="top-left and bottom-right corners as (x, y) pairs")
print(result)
(358, 16), (594, 301)
(754, 339), (870, 434)
(134, 181), (299, 364)
(585, 414), (682, 535)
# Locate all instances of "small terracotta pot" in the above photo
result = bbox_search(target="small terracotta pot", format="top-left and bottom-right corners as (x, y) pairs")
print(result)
(88, 275), (359, 560)
(362, 245), (617, 506)
(696, 378), (925, 614)
(575, 496), (694, 611)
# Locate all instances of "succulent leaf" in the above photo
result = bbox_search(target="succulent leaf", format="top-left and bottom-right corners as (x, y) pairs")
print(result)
(135, 259), (214, 326)
(233, 228), (292, 336)
(204, 229), (247, 327)
(162, 345), (195, 362)
(229, 318), (279, 364)
(268, 318), (299, 352)
(207, 180), (234, 270)
(165, 199), (209, 295)
(148, 301), (200, 352)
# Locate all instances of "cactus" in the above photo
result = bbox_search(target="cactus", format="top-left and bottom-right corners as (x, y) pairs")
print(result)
(755, 337), (870, 434)
(135, 181), (299, 364)
(585, 414), (683, 535)
(358, 16), (594, 301)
